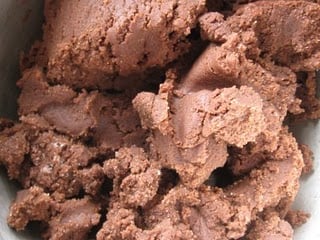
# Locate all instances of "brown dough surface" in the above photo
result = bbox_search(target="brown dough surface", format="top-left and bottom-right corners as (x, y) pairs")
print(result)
(31, 0), (206, 89)
(7, 186), (101, 240)
(246, 212), (294, 240)
(1, 0), (320, 239)
(18, 67), (147, 152)
(133, 71), (265, 187)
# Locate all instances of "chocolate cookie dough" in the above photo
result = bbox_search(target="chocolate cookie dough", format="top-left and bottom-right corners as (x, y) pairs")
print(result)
(17, 67), (147, 151)
(8, 186), (101, 240)
(1, 0), (320, 239)
(29, 0), (206, 89)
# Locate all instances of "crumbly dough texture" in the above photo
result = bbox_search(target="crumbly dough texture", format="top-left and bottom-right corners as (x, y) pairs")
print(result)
(1, 0), (320, 239)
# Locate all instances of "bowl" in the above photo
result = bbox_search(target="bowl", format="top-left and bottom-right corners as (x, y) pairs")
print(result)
(0, 1), (319, 239)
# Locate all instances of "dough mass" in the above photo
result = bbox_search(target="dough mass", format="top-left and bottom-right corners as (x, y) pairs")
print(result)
(1, 0), (320, 239)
